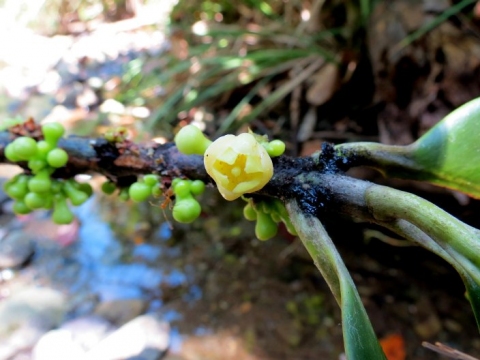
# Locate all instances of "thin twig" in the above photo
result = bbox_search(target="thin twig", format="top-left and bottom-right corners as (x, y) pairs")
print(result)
(422, 342), (479, 360)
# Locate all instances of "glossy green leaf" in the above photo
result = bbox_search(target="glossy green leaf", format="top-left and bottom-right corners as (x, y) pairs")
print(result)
(410, 97), (480, 197)
(336, 97), (480, 198)
(286, 200), (387, 360)
(464, 276), (480, 330)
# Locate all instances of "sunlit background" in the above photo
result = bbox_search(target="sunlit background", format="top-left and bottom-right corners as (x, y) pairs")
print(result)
(0, 1), (347, 359)
(1, 0), (480, 359)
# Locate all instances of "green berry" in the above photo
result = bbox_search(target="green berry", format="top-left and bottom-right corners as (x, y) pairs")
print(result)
(255, 212), (278, 241)
(4, 175), (29, 200)
(12, 137), (38, 160)
(271, 212), (281, 223)
(101, 181), (117, 195)
(5, 182), (28, 201)
(151, 186), (163, 197)
(119, 188), (130, 201)
(171, 178), (182, 188)
(129, 182), (152, 203)
(13, 200), (32, 215)
(77, 183), (93, 197)
(42, 122), (65, 146)
(50, 180), (63, 194)
(243, 202), (257, 221)
(173, 180), (191, 198)
(174, 125), (212, 155)
(47, 148), (68, 168)
(36, 140), (53, 158)
(24, 192), (47, 209)
(143, 174), (159, 187)
(28, 159), (48, 173)
(4, 144), (20, 162)
(52, 194), (74, 224)
(283, 217), (298, 236)
(265, 139), (286, 157)
(43, 195), (54, 209)
(190, 180), (205, 196)
(28, 170), (52, 193)
(172, 198), (201, 223)
(63, 180), (89, 206)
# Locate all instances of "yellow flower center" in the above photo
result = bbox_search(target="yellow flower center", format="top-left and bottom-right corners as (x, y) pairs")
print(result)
(204, 133), (273, 201)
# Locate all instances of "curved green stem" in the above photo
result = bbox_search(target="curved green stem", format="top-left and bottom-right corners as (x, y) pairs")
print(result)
(365, 185), (480, 284)
(365, 185), (480, 329)
(286, 199), (386, 360)
(335, 142), (420, 178)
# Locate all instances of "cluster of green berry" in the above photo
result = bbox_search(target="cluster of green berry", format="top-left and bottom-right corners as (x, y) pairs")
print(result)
(171, 179), (205, 223)
(243, 198), (297, 241)
(101, 174), (162, 202)
(102, 175), (206, 224)
(3, 123), (93, 224)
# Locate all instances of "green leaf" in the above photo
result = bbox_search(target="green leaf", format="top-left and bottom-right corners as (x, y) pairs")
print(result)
(464, 275), (480, 330)
(341, 276), (386, 359)
(410, 97), (480, 197)
(336, 97), (480, 198)
(286, 200), (386, 360)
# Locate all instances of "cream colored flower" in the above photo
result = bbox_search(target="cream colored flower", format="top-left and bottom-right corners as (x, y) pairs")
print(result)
(204, 133), (274, 201)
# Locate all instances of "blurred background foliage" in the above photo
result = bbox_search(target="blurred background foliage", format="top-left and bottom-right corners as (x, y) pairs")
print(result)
(139, 0), (374, 137)
(1, 0), (480, 359)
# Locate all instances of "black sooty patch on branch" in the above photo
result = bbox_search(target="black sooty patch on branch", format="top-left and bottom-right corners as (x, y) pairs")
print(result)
(314, 142), (351, 174)
(293, 179), (332, 217)
(92, 138), (120, 171)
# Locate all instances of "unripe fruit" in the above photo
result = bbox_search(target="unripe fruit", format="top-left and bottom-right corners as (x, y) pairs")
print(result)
(63, 180), (89, 206)
(271, 212), (281, 223)
(255, 212), (278, 241)
(174, 125), (212, 155)
(28, 159), (47, 173)
(50, 180), (63, 194)
(243, 203), (257, 221)
(143, 174), (159, 187)
(77, 183), (93, 197)
(12, 137), (38, 160)
(4, 144), (20, 162)
(264, 140), (286, 157)
(173, 180), (191, 198)
(119, 188), (130, 201)
(28, 170), (52, 193)
(42, 122), (65, 146)
(190, 180), (205, 196)
(24, 192), (47, 209)
(284, 218), (298, 236)
(151, 186), (162, 197)
(173, 198), (201, 223)
(5, 183), (28, 200)
(36, 140), (53, 158)
(101, 181), (117, 195)
(129, 182), (152, 203)
(171, 178), (182, 188)
(52, 194), (74, 224)
(47, 148), (68, 168)
(13, 200), (32, 215)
